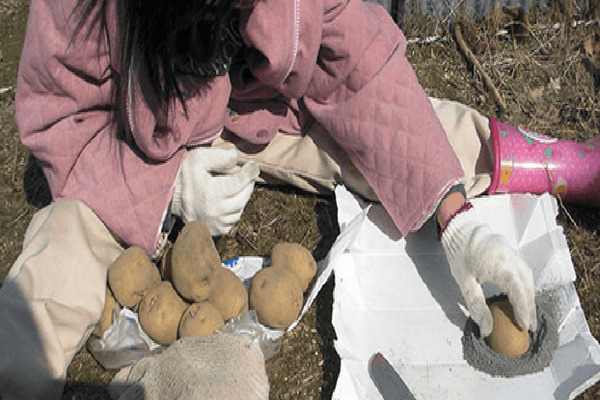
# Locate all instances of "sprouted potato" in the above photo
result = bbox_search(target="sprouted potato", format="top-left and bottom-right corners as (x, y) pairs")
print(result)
(207, 266), (248, 321)
(487, 299), (530, 358)
(249, 267), (303, 330)
(108, 246), (160, 308)
(138, 281), (188, 345)
(270, 242), (317, 292)
(178, 302), (225, 338)
(170, 221), (221, 302)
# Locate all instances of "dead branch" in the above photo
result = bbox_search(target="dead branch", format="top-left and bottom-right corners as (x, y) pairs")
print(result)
(454, 23), (508, 113)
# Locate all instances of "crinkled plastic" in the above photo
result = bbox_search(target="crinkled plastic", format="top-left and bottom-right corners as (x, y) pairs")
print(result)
(218, 310), (283, 360)
(87, 308), (163, 370)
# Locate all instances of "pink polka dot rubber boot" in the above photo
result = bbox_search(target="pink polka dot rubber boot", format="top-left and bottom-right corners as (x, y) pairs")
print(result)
(487, 116), (600, 206)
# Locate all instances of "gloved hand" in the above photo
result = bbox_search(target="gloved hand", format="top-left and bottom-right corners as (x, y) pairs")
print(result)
(440, 204), (537, 337)
(171, 146), (260, 236)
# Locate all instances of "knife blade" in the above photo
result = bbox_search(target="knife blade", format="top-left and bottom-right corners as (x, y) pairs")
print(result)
(368, 352), (416, 400)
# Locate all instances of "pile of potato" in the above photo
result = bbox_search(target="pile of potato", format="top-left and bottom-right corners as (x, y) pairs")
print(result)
(92, 221), (318, 346)
(249, 242), (317, 329)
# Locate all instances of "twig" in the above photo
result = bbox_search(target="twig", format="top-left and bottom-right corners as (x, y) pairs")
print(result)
(545, 160), (579, 230)
(9, 208), (29, 227)
(550, 19), (600, 30)
(10, 139), (18, 184)
(555, 191), (578, 230)
(236, 228), (259, 252)
(299, 225), (312, 246)
(495, 19), (600, 41)
(0, 86), (12, 94)
(454, 23), (508, 113)
(407, 35), (450, 45)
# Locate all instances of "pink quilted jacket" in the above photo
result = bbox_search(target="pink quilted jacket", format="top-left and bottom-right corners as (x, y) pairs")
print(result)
(16, 0), (463, 256)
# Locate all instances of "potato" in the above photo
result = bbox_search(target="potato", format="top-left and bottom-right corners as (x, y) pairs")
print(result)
(171, 221), (221, 302)
(207, 267), (249, 321)
(487, 299), (530, 358)
(249, 267), (303, 330)
(92, 287), (120, 337)
(270, 242), (317, 292)
(138, 281), (188, 345)
(178, 302), (225, 338)
(108, 246), (161, 308)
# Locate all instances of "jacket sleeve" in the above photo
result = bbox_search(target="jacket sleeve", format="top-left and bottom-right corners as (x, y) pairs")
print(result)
(15, 0), (183, 256)
(303, 0), (465, 236)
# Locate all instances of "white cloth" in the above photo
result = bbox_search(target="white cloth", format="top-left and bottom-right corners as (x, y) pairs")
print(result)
(109, 334), (269, 400)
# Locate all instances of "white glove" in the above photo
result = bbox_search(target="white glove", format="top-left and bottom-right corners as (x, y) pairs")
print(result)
(171, 147), (259, 236)
(440, 205), (537, 337)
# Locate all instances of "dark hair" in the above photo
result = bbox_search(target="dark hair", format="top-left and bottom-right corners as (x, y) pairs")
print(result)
(73, 0), (242, 113)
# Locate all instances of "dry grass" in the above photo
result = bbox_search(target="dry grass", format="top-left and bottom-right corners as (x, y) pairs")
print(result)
(1, 0), (600, 399)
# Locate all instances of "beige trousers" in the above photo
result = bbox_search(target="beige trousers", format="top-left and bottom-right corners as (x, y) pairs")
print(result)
(215, 97), (493, 200)
(0, 201), (124, 400)
(0, 98), (493, 400)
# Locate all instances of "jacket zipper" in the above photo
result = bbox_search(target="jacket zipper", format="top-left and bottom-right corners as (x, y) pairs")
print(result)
(125, 60), (137, 142)
(280, 0), (301, 86)
(187, 128), (224, 148)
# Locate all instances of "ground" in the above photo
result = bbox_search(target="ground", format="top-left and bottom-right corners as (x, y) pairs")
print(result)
(1, 0), (599, 399)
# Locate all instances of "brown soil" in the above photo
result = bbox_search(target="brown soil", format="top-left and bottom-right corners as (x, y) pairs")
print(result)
(1, 1), (599, 398)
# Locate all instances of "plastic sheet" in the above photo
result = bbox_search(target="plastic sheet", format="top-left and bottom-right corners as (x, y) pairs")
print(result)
(88, 308), (162, 370)
(329, 185), (600, 400)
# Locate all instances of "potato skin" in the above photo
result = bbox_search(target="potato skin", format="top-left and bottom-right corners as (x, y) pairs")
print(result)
(207, 267), (249, 321)
(92, 287), (120, 337)
(270, 242), (317, 292)
(138, 281), (188, 345)
(487, 299), (530, 358)
(178, 302), (225, 338)
(171, 221), (221, 302)
(108, 246), (161, 308)
(249, 267), (303, 330)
